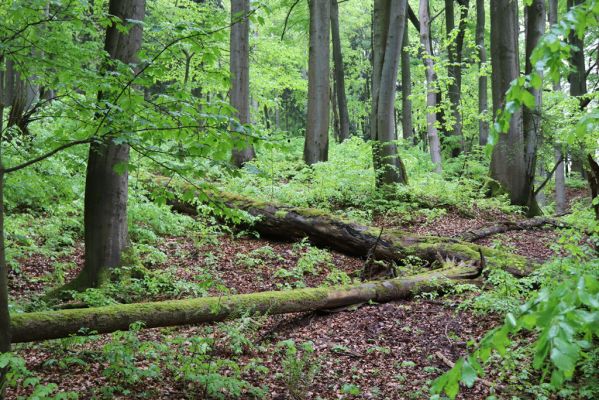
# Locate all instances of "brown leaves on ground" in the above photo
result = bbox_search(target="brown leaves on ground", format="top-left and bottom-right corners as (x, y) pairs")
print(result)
(6, 199), (571, 399)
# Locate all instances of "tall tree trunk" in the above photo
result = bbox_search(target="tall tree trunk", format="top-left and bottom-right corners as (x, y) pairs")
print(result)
(304, 0), (330, 165)
(330, 0), (350, 142)
(489, 1), (530, 208)
(230, 0), (256, 167)
(419, 0), (442, 173)
(444, 0), (468, 156)
(71, 0), (145, 290)
(476, 0), (489, 146)
(371, 0), (409, 186)
(549, 0), (566, 214)
(401, 19), (413, 142)
(567, 0), (587, 179)
(522, 0), (545, 217)
(0, 169), (10, 395)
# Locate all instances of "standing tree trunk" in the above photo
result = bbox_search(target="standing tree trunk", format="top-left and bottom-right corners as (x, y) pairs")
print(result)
(419, 0), (442, 173)
(0, 170), (9, 394)
(70, 0), (145, 290)
(371, 0), (409, 186)
(401, 18), (413, 142)
(567, 0), (587, 179)
(230, 0), (256, 167)
(444, 0), (469, 156)
(330, 0), (350, 142)
(304, 0), (330, 165)
(476, 0), (489, 146)
(522, 0), (545, 217)
(549, 0), (566, 214)
(489, 0), (531, 209)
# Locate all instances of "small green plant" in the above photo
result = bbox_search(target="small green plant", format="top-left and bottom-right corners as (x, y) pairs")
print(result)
(0, 352), (79, 399)
(341, 383), (361, 396)
(277, 340), (320, 400)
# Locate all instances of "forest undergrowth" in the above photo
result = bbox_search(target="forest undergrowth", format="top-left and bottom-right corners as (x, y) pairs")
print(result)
(3, 139), (598, 400)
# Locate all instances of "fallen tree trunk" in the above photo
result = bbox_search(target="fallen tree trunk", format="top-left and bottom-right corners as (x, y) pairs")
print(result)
(12, 267), (478, 343)
(166, 189), (534, 277)
(457, 217), (566, 242)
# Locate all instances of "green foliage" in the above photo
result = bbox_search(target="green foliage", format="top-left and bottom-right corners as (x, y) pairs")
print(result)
(276, 340), (320, 400)
(97, 322), (267, 399)
(489, 0), (599, 154)
(0, 352), (78, 400)
(274, 239), (334, 288)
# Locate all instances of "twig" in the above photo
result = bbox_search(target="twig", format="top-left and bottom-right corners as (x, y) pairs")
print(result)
(434, 351), (499, 390)
(360, 227), (384, 281)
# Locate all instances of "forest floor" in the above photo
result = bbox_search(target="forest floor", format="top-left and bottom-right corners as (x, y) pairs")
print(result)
(7, 191), (584, 400)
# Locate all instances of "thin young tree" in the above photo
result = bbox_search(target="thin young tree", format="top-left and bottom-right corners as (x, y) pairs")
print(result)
(304, 0), (330, 164)
(523, 0), (545, 216)
(72, 0), (146, 289)
(444, 0), (469, 156)
(548, 0), (566, 214)
(419, 0), (442, 173)
(476, 0), (489, 146)
(230, 0), (256, 167)
(371, 0), (409, 185)
(330, 0), (350, 142)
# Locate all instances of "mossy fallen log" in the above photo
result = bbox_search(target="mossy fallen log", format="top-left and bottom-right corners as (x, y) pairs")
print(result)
(11, 267), (477, 343)
(167, 190), (534, 277)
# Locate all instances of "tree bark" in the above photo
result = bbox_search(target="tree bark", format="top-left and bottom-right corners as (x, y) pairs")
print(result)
(330, 0), (350, 142)
(419, 0), (442, 173)
(0, 170), (10, 394)
(567, 0), (587, 179)
(445, 0), (468, 156)
(371, 0), (409, 186)
(304, 0), (330, 165)
(490, 0), (532, 210)
(230, 0), (256, 167)
(71, 0), (145, 290)
(476, 0), (489, 146)
(401, 19), (413, 142)
(11, 266), (480, 343)
(522, 0), (545, 217)
(548, 0), (567, 215)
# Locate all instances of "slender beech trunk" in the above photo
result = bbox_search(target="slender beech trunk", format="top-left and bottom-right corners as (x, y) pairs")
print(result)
(522, 0), (545, 217)
(549, 0), (566, 214)
(444, 0), (468, 156)
(304, 0), (330, 165)
(419, 0), (442, 173)
(71, 0), (145, 290)
(230, 0), (255, 167)
(330, 83), (340, 141)
(330, 0), (350, 142)
(401, 19), (413, 142)
(490, 1), (531, 209)
(476, 0), (489, 146)
(371, 0), (409, 185)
